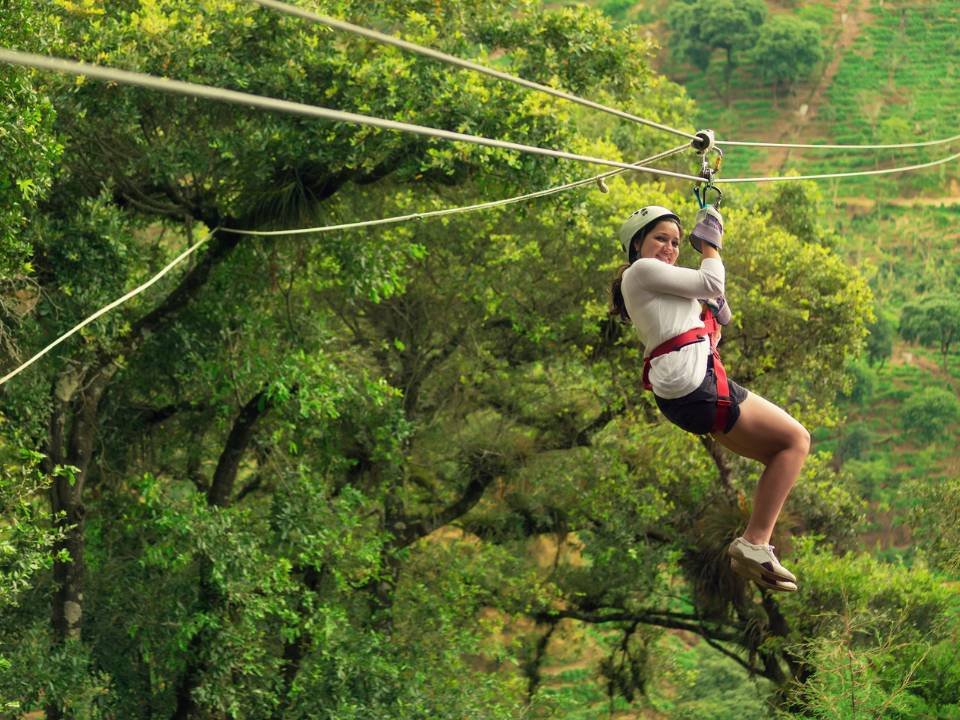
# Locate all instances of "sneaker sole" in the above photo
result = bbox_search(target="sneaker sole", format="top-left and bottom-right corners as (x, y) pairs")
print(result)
(727, 544), (797, 584)
(730, 558), (798, 592)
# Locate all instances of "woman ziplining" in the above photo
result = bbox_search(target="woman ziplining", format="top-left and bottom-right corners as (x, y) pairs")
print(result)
(609, 195), (811, 593)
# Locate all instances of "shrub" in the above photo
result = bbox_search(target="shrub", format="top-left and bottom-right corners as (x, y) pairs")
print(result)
(901, 386), (960, 439)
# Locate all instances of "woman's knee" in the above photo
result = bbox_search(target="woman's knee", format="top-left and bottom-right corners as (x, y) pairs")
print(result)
(759, 424), (808, 467)
(793, 423), (811, 456)
(764, 420), (809, 464)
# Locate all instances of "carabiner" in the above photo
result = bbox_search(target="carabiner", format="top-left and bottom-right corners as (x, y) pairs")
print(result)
(693, 179), (722, 209)
(700, 182), (723, 208)
(693, 145), (724, 208)
(700, 146), (723, 178)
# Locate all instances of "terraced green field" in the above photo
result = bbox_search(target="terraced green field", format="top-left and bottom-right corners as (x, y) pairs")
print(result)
(798, 0), (960, 194)
(642, 0), (960, 193)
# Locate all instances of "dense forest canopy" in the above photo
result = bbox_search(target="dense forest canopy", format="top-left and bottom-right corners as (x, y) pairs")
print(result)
(1, 0), (959, 718)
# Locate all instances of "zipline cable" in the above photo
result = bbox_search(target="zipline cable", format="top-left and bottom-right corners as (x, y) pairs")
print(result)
(223, 144), (691, 236)
(0, 49), (706, 184)
(6, 50), (954, 188)
(0, 53), (956, 386)
(0, 230), (216, 387)
(715, 151), (960, 183)
(250, 1), (958, 155)
(248, 0), (698, 142)
(717, 134), (960, 150)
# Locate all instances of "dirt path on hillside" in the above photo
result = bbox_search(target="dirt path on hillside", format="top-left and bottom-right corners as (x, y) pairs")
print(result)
(754, 0), (873, 174)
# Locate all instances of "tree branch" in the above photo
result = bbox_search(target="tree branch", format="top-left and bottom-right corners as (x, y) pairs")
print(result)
(701, 635), (759, 676)
(392, 449), (503, 548)
(131, 401), (205, 427)
(534, 606), (788, 685)
(207, 387), (269, 508)
(699, 434), (737, 500)
(534, 608), (742, 644)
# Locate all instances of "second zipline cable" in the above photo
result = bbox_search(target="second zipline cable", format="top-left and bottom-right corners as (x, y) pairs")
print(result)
(5, 50), (955, 189)
(248, 0), (698, 142)
(717, 134), (960, 151)
(0, 229), (216, 387)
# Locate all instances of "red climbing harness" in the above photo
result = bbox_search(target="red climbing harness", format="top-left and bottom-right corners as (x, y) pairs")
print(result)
(642, 305), (731, 434)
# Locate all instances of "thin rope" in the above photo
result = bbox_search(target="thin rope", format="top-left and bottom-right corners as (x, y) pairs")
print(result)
(249, 0), (698, 142)
(718, 134), (960, 150)
(0, 145), (688, 387)
(0, 49), (705, 184)
(223, 144), (691, 236)
(717, 150), (960, 183)
(0, 230), (215, 387)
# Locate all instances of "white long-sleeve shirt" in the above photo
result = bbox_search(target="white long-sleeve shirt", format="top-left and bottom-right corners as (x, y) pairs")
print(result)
(621, 257), (726, 399)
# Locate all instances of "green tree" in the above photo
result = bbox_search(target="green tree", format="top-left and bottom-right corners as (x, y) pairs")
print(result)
(776, 540), (958, 719)
(909, 474), (960, 574)
(899, 294), (960, 369)
(666, 0), (768, 106)
(748, 14), (824, 99)
(866, 311), (895, 367)
(901, 387), (960, 440)
(0, 2), (899, 718)
(840, 359), (877, 407)
(0, 3), (61, 363)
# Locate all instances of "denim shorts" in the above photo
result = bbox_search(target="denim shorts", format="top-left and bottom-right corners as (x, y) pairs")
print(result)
(654, 359), (748, 435)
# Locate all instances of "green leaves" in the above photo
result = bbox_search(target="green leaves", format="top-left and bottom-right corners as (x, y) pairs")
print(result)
(775, 538), (957, 720)
(0, 0), (928, 717)
(901, 386), (960, 439)
(899, 294), (960, 369)
(667, 0), (768, 70)
(0, 7), (61, 277)
(749, 15), (825, 91)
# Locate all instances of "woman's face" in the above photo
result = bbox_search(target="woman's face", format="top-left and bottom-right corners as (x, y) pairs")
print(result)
(636, 220), (680, 265)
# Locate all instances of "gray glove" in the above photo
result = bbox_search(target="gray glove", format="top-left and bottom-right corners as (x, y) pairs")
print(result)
(701, 295), (732, 325)
(689, 206), (724, 253)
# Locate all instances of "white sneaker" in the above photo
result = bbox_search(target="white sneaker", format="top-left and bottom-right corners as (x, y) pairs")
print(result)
(728, 537), (798, 592)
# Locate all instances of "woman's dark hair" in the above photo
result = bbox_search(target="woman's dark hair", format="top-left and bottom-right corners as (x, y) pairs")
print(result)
(609, 217), (682, 323)
(609, 263), (632, 323)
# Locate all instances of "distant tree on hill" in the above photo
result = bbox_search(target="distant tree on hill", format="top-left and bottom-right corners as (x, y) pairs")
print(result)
(899, 295), (960, 370)
(749, 14), (824, 99)
(866, 312), (895, 368)
(666, 0), (767, 106)
(901, 386), (960, 439)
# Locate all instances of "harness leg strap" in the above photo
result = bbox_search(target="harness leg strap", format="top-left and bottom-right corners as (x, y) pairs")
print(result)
(711, 353), (731, 434)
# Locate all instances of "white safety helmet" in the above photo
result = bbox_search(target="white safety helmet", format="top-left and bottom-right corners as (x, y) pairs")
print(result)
(618, 205), (681, 262)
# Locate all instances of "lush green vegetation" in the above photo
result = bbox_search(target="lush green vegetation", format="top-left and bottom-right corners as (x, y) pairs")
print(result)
(806, 0), (960, 192)
(1, 0), (958, 719)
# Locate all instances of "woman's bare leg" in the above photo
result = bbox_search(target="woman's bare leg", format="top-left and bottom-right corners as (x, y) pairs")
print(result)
(712, 392), (810, 546)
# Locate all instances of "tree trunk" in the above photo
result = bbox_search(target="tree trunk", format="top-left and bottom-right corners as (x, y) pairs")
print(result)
(40, 227), (242, 720)
(172, 388), (272, 719)
(45, 367), (113, 720)
(207, 388), (269, 507)
(171, 556), (226, 720)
